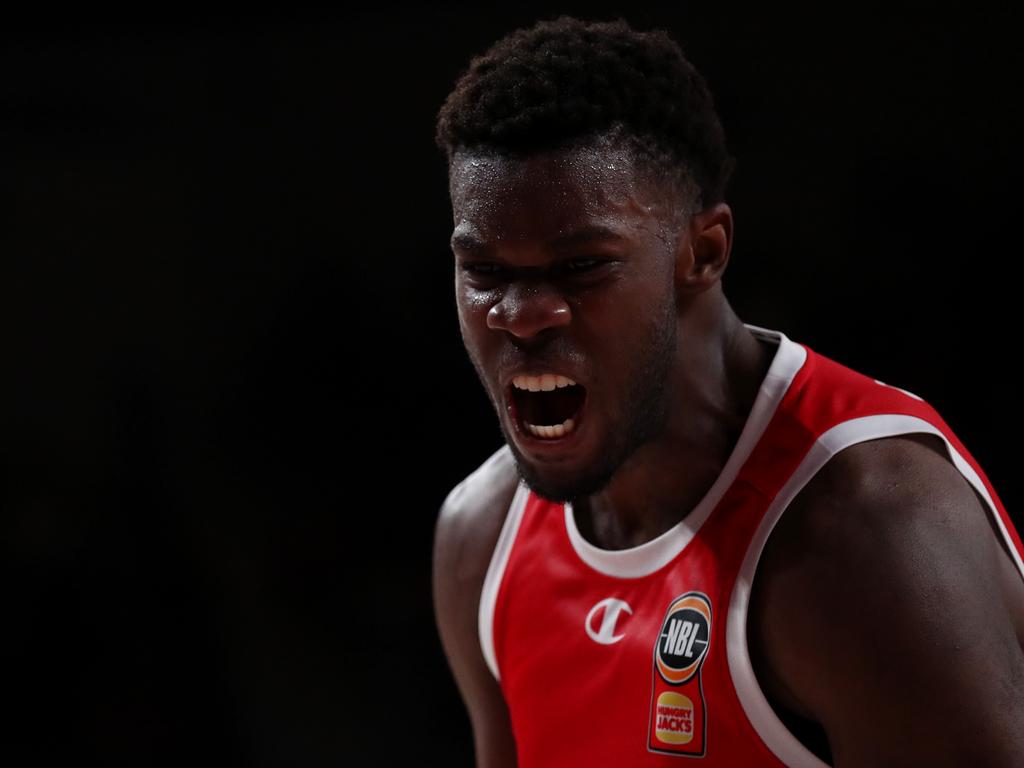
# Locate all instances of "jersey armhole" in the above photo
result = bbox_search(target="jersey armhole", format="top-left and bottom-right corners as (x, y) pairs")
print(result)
(478, 479), (531, 684)
(726, 413), (1023, 768)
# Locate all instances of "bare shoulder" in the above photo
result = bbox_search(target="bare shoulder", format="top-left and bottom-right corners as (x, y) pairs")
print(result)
(759, 431), (1013, 583)
(434, 442), (521, 589)
(750, 432), (1024, 765)
(432, 443), (520, 767)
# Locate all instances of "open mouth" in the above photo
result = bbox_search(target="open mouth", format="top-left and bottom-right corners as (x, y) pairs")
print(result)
(507, 376), (588, 441)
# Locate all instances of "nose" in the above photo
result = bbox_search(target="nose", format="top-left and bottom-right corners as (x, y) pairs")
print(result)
(486, 278), (571, 339)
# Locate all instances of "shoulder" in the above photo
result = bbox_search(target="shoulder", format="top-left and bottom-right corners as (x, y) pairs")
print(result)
(433, 442), (521, 592)
(751, 432), (1024, 764)
(432, 443), (521, 764)
(760, 431), (1001, 582)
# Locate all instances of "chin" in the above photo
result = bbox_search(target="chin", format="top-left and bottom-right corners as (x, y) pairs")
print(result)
(506, 442), (616, 504)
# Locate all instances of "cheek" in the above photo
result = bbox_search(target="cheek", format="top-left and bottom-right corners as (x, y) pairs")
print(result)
(457, 280), (497, 314)
(456, 282), (498, 327)
(456, 295), (493, 352)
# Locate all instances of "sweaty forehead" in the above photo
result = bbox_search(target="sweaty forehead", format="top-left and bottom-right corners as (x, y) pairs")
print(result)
(449, 145), (668, 241)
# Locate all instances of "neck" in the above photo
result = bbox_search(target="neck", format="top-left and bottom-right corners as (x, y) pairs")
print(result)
(571, 289), (775, 550)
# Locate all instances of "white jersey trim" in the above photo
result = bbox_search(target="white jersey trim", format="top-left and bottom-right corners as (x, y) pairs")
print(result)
(562, 323), (808, 579)
(479, 478), (531, 682)
(727, 412), (1024, 768)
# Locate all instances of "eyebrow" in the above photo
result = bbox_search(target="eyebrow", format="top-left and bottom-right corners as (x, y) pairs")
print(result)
(450, 224), (629, 254)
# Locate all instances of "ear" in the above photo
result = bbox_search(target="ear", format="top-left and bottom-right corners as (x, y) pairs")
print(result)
(674, 202), (734, 291)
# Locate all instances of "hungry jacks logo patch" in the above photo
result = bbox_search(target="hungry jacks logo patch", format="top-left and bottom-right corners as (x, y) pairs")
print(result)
(648, 592), (712, 756)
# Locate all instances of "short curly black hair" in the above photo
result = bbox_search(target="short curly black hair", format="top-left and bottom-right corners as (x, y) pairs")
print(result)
(435, 14), (735, 218)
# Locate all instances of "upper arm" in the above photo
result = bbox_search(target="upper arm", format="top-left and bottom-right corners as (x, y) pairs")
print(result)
(432, 448), (519, 768)
(754, 433), (1024, 767)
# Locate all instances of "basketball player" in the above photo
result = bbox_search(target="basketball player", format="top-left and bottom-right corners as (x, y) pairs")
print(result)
(431, 15), (1024, 767)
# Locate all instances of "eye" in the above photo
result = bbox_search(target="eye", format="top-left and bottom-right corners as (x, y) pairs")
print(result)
(564, 258), (602, 272)
(460, 263), (507, 277)
(458, 259), (610, 281)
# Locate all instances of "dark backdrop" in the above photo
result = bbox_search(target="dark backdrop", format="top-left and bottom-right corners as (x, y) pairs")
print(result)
(3, 4), (1021, 765)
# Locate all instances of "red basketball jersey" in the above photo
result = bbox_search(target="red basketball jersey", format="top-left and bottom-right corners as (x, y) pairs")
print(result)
(477, 323), (1024, 767)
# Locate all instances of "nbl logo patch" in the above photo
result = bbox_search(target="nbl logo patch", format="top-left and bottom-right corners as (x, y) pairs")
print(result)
(647, 592), (712, 756)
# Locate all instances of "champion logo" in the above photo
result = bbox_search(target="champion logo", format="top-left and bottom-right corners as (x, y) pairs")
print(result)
(585, 597), (633, 645)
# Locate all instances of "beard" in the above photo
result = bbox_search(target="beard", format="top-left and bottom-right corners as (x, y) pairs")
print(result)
(501, 289), (679, 504)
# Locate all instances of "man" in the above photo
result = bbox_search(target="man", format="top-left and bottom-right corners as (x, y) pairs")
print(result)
(431, 15), (1024, 767)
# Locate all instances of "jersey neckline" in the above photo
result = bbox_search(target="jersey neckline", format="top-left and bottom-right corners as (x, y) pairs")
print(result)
(561, 322), (808, 579)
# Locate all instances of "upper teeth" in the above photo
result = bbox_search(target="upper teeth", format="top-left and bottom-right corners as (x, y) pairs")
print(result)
(512, 374), (577, 392)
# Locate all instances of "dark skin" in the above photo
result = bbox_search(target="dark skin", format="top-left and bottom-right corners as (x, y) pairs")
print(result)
(432, 139), (1024, 766)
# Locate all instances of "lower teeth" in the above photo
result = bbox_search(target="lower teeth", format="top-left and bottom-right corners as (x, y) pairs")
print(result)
(525, 417), (576, 439)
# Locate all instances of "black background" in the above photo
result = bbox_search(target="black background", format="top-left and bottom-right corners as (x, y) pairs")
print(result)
(3, 4), (1021, 765)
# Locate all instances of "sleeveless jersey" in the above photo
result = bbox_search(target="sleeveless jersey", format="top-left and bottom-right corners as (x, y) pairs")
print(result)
(477, 322), (1024, 767)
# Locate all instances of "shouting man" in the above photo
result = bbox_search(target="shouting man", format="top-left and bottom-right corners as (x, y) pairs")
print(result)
(431, 15), (1024, 767)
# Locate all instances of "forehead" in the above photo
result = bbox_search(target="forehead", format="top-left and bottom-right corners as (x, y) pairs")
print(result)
(449, 144), (669, 245)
